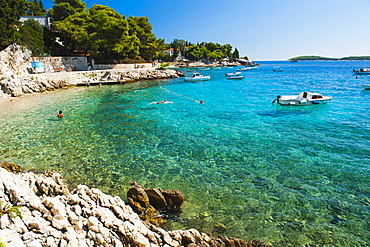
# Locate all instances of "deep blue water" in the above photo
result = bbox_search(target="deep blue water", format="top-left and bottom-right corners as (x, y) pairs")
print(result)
(0, 61), (369, 246)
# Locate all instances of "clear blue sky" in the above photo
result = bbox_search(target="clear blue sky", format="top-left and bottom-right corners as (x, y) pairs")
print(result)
(42, 0), (370, 60)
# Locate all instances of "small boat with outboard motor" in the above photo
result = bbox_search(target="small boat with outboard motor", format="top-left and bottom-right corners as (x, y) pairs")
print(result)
(272, 91), (332, 106)
(184, 73), (211, 82)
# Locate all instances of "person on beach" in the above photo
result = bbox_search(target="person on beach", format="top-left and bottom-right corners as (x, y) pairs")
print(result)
(57, 111), (64, 118)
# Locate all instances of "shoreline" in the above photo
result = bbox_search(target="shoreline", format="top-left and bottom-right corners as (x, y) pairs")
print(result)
(0, 68), (183, 99)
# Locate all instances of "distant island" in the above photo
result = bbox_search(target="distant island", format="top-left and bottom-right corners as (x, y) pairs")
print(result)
(288, 56), (370, 61)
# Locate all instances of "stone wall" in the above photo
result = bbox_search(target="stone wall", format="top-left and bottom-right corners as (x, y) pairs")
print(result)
(33, 57), (89, 72)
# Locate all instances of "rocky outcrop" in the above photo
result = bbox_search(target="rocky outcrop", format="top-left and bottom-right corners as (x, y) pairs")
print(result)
(127, 181), (185, 226)
(0, 44), (32, 76)
(0, 167), (270, 247)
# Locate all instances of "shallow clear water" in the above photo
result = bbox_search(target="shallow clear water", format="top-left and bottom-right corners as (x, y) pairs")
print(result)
(1, 61), (370, 246)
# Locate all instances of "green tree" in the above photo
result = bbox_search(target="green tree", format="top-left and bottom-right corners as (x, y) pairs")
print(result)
(25, 0), (46, 16)
(204, 42), (220, 52)
(57, 4), (135, 59)
(16, 18), (44, 55)
(0, 0), (26, 50)
(55, 10), (88, 54)
(87, 5), (129, 59)
(48, 0), (85, 21)
(128, 16), (165, 61)
(232, 48), (240, 59)
(209, 49), (224, 60)
(221, 44), (232, 58)
(186, 45), (203, 61)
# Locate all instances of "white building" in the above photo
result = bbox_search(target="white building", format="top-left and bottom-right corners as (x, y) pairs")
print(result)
(19, 16), (51, 29)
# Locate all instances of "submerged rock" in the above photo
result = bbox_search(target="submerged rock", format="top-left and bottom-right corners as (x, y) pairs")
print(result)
(0, 161), (24, 173)
(127, 181), (186, 226)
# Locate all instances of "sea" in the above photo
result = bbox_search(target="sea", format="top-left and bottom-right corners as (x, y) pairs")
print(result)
(0, 61), (369, 246)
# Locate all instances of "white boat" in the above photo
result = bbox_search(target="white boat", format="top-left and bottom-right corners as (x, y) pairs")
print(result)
(353, 68), (370, 75)
(184, 73), (211, 82)
(273, 67), (283, 72)
(227, 75), (244, 80)
(225, 72), (241, 76)
(272, 92), (332, 106)
(361, 84), (370, 90)
(237, 67), (258, 71)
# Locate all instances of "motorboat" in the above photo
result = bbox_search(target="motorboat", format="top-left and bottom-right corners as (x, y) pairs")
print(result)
(353, 68), (370, 75)
(184, 73), (210, 82)
(273, 67), (283, 72)
(361, 84), (370, 90)
(237, 66), (258, 71)
(227, 75), (244, 80)
(225, 72), (241, 76)
(272, 91), (332, 106)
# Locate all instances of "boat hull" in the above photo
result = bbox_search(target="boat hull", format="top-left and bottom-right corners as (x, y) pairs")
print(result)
(353, 68), (370, 74)
(354, 71), (370, 75)
(361, 84), (370, 90)
(227, 76), (244, 80)
(277, 98), (331, 106)
(225, 72), (241, 76)
(184, 76), (210, 82)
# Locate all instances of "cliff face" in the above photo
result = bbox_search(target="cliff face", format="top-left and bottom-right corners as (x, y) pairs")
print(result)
(0, 44), (32, 76)
(0, 167), (261, 247)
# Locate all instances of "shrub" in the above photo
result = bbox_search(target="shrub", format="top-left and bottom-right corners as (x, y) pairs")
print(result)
(0, 201), (22, 219)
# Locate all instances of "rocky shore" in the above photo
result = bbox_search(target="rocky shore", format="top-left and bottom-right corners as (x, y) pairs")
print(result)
(0, 44), (183, 99)
(0, 164), (268, 247)
(0, 68), (183, 98)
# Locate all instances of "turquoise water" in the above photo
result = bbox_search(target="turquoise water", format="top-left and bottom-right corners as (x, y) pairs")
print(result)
(0, 61), (369, 246)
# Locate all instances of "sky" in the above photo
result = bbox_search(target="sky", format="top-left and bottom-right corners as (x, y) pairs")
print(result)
(42, 0), (370, 61)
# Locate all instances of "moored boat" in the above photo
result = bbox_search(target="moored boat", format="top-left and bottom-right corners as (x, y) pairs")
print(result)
(227, 75), (244, 80)
(272, 91), (332, 106)
(353, 68), (370, 75)
(225, 72), (241, 76)
(273, 66), (283, 72)
(361, 84), (370, 90)
(184, 73), (211, 82)
(237, 67), (258, 71)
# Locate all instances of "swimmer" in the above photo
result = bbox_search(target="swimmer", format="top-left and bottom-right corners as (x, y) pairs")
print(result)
(149, 100), (173, 105)
(57, 110), (64, 118)
(199, 100), (204, 104)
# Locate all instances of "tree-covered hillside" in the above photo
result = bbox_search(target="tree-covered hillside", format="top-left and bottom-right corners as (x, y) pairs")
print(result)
(0, 0), (240, 63)
(289, 55), (370, 61)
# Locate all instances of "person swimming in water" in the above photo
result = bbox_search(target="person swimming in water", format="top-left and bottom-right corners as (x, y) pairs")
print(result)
(57, 110), (64, 118)
(149, 100), (173, 105)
